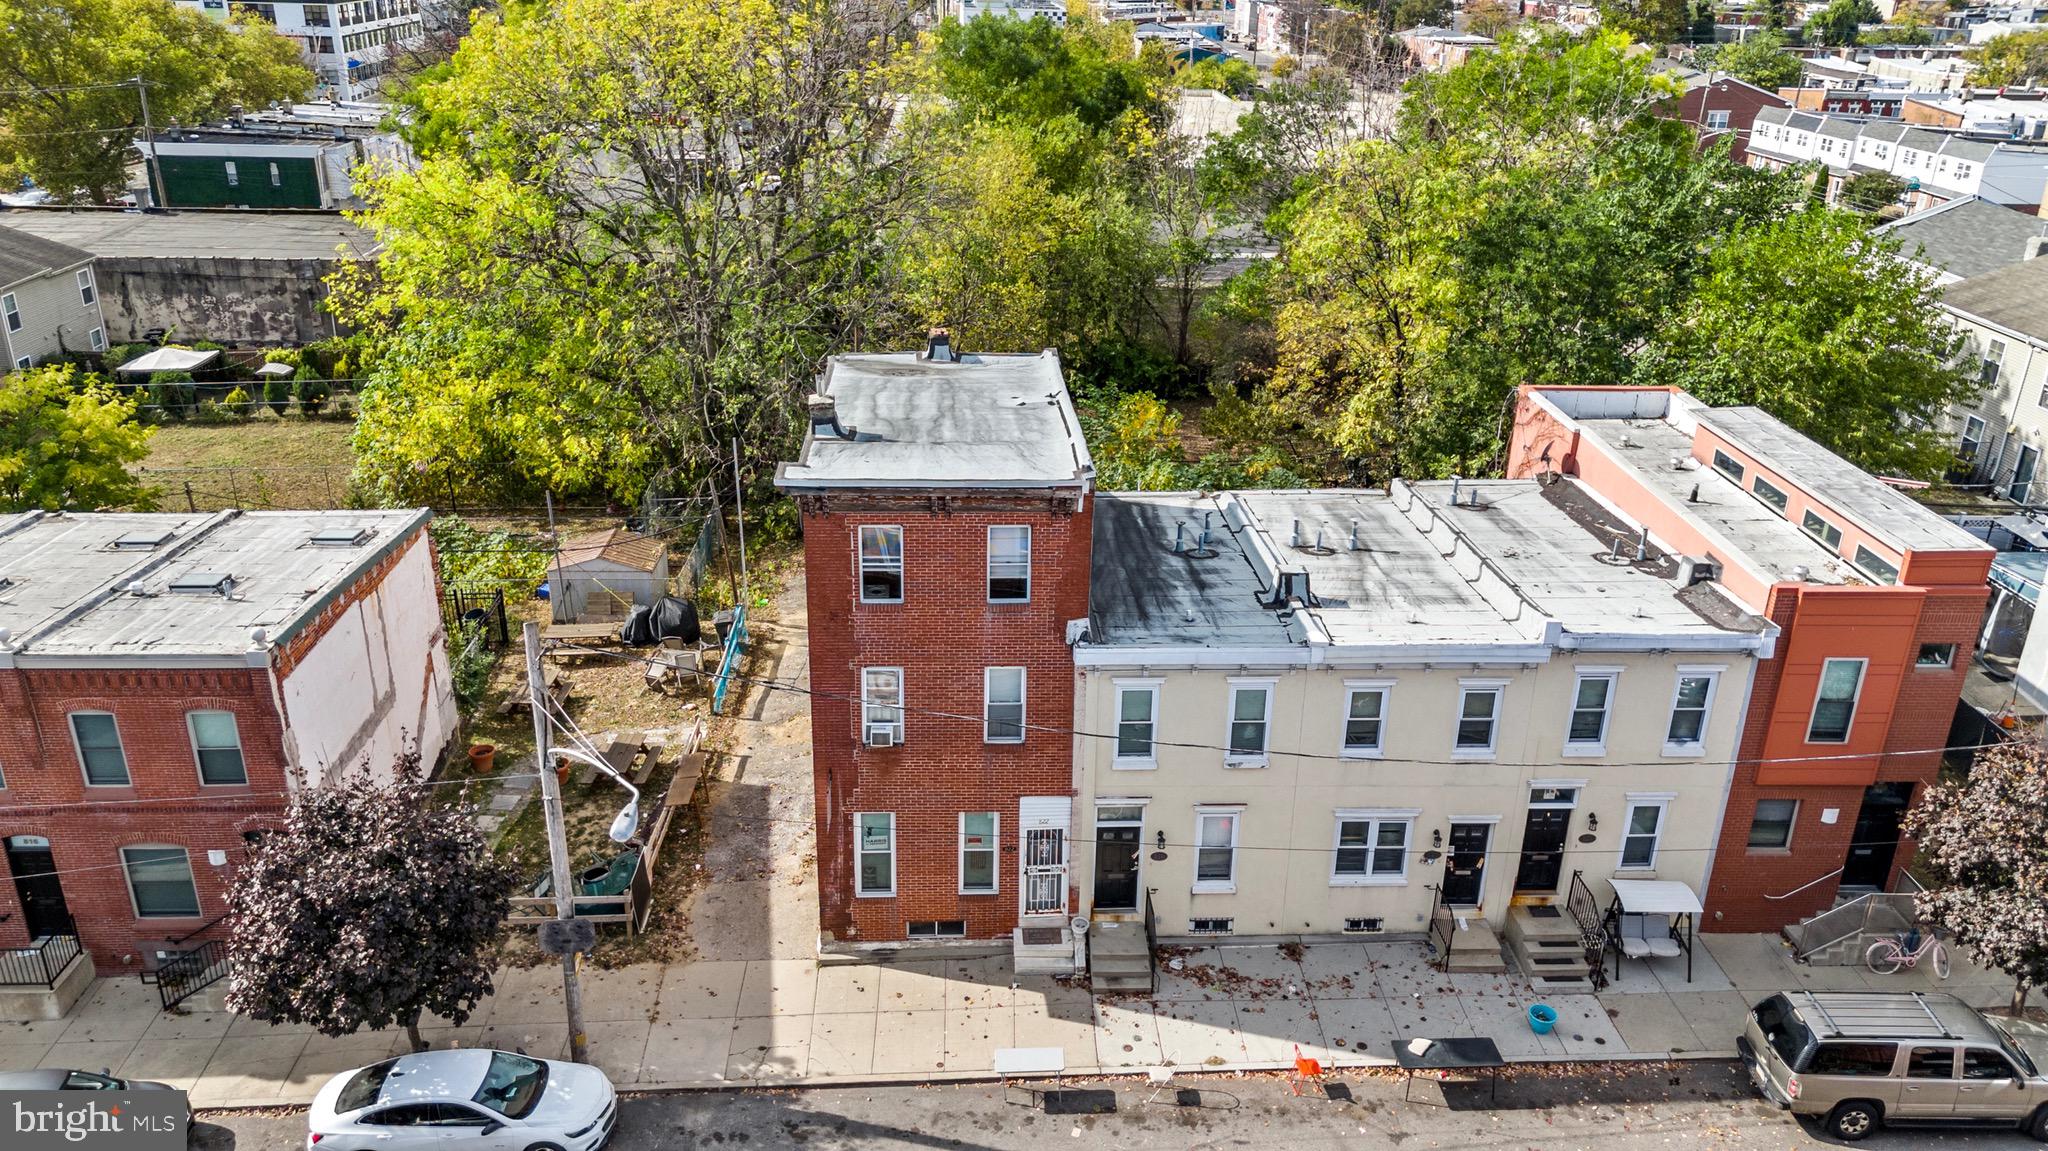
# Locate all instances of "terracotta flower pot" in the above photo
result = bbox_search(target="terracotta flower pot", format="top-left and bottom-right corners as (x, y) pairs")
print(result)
(468, 743), (497, 774)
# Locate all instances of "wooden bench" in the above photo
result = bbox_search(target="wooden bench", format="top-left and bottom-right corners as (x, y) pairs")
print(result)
(494, 665), (570, 716)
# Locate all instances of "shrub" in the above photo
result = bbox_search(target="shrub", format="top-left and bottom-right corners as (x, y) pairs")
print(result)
(222, 386), (253, 419)
(192, 399), (235, 424)
(148, 371), (195, 420)
(299, 338), (350, 379)
(102, 343), (151, 371)
(263, 373), (293, 415)
(295, 365), (331, 416)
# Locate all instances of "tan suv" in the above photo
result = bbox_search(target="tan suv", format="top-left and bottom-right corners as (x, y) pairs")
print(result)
(1739, 990), (2048, 1142)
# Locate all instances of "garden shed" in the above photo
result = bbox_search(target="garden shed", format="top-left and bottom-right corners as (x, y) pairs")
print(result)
(551, 527), (671, 623)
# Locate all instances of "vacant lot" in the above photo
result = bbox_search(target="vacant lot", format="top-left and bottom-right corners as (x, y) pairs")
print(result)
(136, 417), (358, 510)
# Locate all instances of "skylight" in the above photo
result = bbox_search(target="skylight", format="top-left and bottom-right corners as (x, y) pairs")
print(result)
(168, 571), (234, 595)
(113, 529), (175, 550)
(309, 526), (374, 548)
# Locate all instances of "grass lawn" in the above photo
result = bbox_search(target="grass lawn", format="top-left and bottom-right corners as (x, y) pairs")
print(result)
(135, 416), (358, 510)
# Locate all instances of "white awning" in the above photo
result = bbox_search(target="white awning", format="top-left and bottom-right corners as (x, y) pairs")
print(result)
(254, 361), (296, 377)
(1610, 879), (1704, 916)
(115, 347), (221, 375)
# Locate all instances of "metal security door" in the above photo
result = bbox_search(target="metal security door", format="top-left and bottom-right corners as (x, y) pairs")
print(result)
(1019, 797), (1071, 917)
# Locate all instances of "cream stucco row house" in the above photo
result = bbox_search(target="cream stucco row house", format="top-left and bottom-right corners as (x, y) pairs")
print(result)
(1069, 479), (1778, 986)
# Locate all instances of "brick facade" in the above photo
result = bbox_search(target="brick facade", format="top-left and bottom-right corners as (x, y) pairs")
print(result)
(798, 490), (1091, 945)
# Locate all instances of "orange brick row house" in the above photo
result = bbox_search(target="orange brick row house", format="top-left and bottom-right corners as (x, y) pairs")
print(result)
(0, 508), (454, 988)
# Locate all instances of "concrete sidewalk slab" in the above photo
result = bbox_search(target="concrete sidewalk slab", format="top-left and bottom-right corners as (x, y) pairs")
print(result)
(658, 960), (745, 1018)
(1605, 991), (1706, 1056)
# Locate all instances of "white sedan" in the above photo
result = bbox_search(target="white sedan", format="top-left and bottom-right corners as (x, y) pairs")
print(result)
(307, 1049), (617, 1151)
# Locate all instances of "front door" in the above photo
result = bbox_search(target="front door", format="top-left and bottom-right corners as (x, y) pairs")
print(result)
(6, 836), (74, 939)
(1516, 808), (1572, 892)
(1441, 823), (1490, 907)
(1842, 783), (1913, 890)
(1093, 826), (1140, 912)
(2012, 445), (2039, 503)
(1020, 797), (1071, 917)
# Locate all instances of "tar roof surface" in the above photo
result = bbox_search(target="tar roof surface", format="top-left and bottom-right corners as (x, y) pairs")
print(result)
(1883, 197), (2048, 280)
(1942, 255), (2048, 342)
(0, 209), (380, 261)
(0, 224), (92, 288)
(0, 509), (427, 660)
(777, 351), (1093, 488)
(1089, 492), (1295, 649)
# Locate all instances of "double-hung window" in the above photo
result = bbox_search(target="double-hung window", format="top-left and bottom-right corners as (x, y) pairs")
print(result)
(188, 710), (247, 785)
(1564, 670), (1617, 754)
(861, 667), (903, 746)
(1664, 669), (1719, 754)
(1807, 658), (1865, 743)
(1113, 681), (1159, 767)
(1619, 796), (1671, 870)
(1960, 415), (1985, 462)
(857, 526), (903, 603)
(2, 293), (18, 334)
(1455, 682), (1504, 756)
(983, 667), (1025, 743)
(89, 327), (104, 351)
(76, 269), (96, 306)
(1984, 338), (2007, 388)
(987, 526), (1030, 602)
(1705, 109), (1731, 130)
(1341, 682), (1388, 757)
(1193, 808), (1240, 893)
(123, 846), (201, 917)
(960, 813), (997, 894)
(1224, 680), (1273, 766)
(70, 712), (129, 785)
(1331, 811), (1414, 884)
(855, 813), (895, 896)
(1749, 798), (1798, 849)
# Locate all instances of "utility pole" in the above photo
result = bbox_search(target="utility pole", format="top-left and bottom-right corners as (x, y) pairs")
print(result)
(524, 622), (589, 1063)
(133, 76), (168, 210)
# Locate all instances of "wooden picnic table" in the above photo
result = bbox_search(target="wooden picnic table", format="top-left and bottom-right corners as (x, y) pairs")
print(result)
(494, 665), (569, 716)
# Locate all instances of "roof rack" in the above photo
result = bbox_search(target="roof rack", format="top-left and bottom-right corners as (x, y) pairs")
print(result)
(1794, 991), (1962, 1041)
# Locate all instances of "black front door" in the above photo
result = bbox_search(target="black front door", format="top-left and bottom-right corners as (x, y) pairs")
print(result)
(1093, 826), (1140, 911)
(1842, 783), (1914, 889)
(1516, 808), (1572, 892)
(1441, 823), (1490, 906)
(6, 837), (74, 939)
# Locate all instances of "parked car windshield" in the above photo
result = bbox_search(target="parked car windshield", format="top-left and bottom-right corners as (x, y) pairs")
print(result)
(472, 1053), (548, 1119)
(335, 1060), (399, 1114)
(1989, 1020), (2040, 1077)
(1753, 995), (1812, 1068)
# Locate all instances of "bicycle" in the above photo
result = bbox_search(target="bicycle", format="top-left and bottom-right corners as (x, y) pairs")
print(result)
(1865, 929), (1950, 979)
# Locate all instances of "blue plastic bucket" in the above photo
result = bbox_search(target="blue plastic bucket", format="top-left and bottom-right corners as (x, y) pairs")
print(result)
(1528, 1004), (1558, 1035)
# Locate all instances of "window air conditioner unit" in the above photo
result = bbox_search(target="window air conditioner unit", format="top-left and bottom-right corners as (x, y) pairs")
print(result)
(865, 725), (897, 749)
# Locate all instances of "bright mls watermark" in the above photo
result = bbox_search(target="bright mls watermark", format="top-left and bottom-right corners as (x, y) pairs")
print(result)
(5, 1091), (188, 1150)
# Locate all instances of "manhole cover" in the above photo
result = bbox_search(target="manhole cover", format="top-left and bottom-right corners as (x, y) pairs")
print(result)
(1021, 927), (1064, 946)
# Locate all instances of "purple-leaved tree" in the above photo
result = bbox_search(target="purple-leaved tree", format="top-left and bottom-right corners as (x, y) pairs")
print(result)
(224, 753), (519, 1051)
(1904, 741), (2048, 1015)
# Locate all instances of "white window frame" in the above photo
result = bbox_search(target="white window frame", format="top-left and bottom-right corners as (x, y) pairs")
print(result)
(186, 709), (248, 786)
(1112, 679), (1161, 769)
(1705, 108), (1731, 130)
(1562, 668), (1620, 756)
(1340, 680), (1391, 758)
(2, 293), (18, 334)
(1916, 643), (1956, 669)
(986, 525), (1030, 603)
(76, 268), (95, 306)
(1453, 680), (1506, 758)
(88, 327), (104, 351)
(1192, 806), (1242, 894)
(861, 666), (904, 746)
(1662, 667), (1722, 756)
(1618, 794), (1673, 871)
(1330, 809), (1419, 886)
(69, 710), (130, 786)
(122, 845), (201, 919)
(959, 812), (998, 895)
(224, 160), (239, 187)
(1961, 415), (1985, 460)
(10, 356), (26, 371)
(1223, 679), (1275, 767)
(983, 666), (1025, 744)
(854, 812), (896, 898)
(1806, 657), (1867, 744)
(268, 161), (282, 187)
(856, 525), (904, 604)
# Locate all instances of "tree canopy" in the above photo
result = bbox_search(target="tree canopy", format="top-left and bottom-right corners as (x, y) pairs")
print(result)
(0, 0), (312, 203)
(1693, 31), (1804, 91)
(1967, 29), (2048, 86)
(1806, 0), (1880, 47)
(0, 366), (155, 512)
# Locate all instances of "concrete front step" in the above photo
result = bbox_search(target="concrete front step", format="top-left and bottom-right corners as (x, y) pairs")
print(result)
(1532, 973), (1597, 993)
(1091, 952), (1151, 976)
(1446, 951), (1509, 974)
(1094, 972), (1154, 992)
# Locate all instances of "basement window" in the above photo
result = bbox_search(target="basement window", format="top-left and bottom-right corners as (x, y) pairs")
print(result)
(309, 526), (373, 547)
(1343, 917), (1384, 934)
(906, 920), (965, 939)
(167, 571), (233, 595)
(1188, 918), (1234, 936)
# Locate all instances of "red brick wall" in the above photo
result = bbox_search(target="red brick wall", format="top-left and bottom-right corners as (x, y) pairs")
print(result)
(799, 489), (1091, 944)
(0, 665), (289, 968)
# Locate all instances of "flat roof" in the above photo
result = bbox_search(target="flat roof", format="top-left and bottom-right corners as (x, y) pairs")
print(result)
(0, 209), (380, 261)
(1089, 492), (1297, 650)
(776, 350), (1093, 489)
(0, 508), (429, 664)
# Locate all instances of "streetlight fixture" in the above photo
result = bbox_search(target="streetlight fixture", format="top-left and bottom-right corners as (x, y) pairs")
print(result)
(543, 746), (641, 843)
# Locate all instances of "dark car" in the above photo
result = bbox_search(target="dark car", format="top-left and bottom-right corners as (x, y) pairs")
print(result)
(0, 1069), (177, 1092)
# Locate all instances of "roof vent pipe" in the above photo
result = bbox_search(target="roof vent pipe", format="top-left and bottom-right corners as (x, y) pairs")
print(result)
(1291, 519), (1303, 548)
(1314, 528), (1325, 551)
(1348, 522), (1360, 551)
(1450, 475), (1462, 506)
(1636, 527), (1649, 563)
(923, 327), (955, 363)
(1173, 522), (1186, 554)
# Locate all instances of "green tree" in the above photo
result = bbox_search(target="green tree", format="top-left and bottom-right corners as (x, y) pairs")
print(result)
(1175, 56), (1259, 97)
(1638, 207), (1973, 479)
(1805, 0), (1879, 47)
(1596, 0), (1690, 46)
(1465, 0), (1520, 37)
(1840, 169), (1908, 215)
(0, 365), (155, 511)
(294, 364), (330, 417)
(1966, 29), (2048, 85)
(0, 0), (313, 203)
(147, 370), (194, 420)
(1694, 31), (1804, 91)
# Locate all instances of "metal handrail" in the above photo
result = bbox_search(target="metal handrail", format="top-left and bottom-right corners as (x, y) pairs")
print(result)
(1143, 888), (1158, 988)
(1764, 867), (1843, 901)
(1425, 883), (1452, 971)
(0, 935), (81, 988)
(1787, 891), (1921, 962)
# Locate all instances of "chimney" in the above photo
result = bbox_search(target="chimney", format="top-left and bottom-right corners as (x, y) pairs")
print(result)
(806, 393), (854, 441)
(923, 327), (955, 363)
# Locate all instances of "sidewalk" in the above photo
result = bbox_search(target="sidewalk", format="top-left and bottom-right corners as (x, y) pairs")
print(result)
(0, 933), (2026, 1108)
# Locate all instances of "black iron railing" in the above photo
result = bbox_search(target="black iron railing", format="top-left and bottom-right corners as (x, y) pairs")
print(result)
(1143, 888), (1159, 987)
(1426, 883), (1452, 971)
(155, 939), (230, 1011)
(0, 935), (82, 988)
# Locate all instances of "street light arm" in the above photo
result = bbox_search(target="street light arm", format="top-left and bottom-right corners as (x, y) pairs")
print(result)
(545, 746), (642, 843)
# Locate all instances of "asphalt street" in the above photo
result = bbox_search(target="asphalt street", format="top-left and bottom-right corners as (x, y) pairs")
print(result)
(193, 1060), (2043, 1150)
